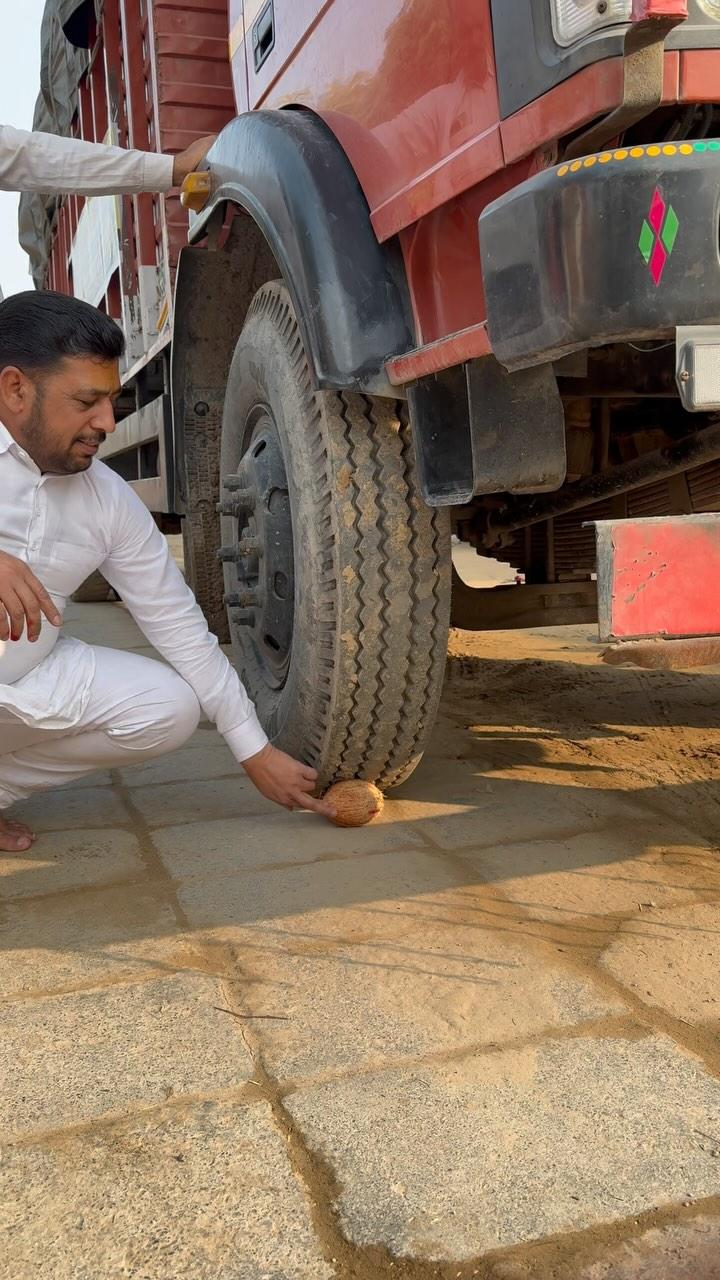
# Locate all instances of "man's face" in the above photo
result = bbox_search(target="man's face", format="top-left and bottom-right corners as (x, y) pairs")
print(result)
(7, 356), (121, 475)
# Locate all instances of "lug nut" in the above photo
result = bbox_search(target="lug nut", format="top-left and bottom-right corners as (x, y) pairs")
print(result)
(225, 589), (261, 608)
(238, 536), (262, 559)
(231, 608), (256, 628)
(222, 474), (248, 492)
(216, 489), (255, 516)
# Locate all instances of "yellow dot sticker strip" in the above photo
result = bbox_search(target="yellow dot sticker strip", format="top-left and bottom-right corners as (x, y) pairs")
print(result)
(556, 139), (720, 178)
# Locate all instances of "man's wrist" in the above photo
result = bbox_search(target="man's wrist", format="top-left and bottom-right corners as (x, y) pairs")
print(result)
(145, 151), (175, 193)
(242, 743), (273, 777)
(222, 715), (269, 764)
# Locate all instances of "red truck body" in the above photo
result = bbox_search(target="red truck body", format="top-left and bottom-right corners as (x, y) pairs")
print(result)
(38, 2), (720, 381)
(43, 1), (720, 378)
(231, 0), (717, 369)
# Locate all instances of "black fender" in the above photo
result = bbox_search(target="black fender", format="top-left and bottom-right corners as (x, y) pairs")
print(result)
(185, 107), (414, 396)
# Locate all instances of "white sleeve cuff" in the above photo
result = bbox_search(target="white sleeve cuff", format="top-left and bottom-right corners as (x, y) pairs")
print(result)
(143, 152), (175, 192)
(223, 712), (270, 764)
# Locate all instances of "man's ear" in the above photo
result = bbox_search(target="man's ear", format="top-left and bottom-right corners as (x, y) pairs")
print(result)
(0, 366), (34, 415)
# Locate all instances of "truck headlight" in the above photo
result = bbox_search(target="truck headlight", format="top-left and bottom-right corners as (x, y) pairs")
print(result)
(697, 0), (720, 17)
(551, 0), (633, 47)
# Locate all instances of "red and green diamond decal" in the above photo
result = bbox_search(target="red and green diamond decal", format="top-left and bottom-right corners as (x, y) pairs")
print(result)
(638, 187), (679, 286)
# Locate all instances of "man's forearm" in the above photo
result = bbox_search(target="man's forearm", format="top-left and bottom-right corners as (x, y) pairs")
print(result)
(0, 125), (174, 196)
(112, 579), (269, 762)
(101, 499), (268, 762)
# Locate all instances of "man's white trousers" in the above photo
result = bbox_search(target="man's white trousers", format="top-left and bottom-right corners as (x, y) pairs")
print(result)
(0, 646), (201, 809)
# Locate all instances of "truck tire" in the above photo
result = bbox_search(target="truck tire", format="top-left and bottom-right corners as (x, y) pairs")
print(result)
(219, 281), (451, 790)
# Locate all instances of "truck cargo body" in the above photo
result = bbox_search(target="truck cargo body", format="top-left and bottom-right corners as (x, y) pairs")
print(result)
(26, 0), (235, 513)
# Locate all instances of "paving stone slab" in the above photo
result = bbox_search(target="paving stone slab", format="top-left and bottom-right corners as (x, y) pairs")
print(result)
(154, 810), (425, 881)
(391, 772), (687, 855)
(12, 785), (130, 833)
(129, 776), (275, 827)
(451, 828), (720, 926)
(64, 603), (146, 649)
(601, 900), (720, 1023)
(118, 736), (238, 788)
(0, 882), (186, 996)
(226, 924), (622, 1083)
(287, 1034), (720, 1261)
(58, 771), (114, 790)
(0, 1099), (331, 1280)
(0, 974), (252, 1138)
(176, 847), (467, 935)
(0, 828), (145, 901)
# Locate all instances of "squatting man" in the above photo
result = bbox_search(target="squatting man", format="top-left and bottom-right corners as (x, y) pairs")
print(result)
(0, 291), (334, 854)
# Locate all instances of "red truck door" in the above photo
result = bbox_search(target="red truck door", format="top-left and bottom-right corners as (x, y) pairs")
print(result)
(242, 1), (322, 110)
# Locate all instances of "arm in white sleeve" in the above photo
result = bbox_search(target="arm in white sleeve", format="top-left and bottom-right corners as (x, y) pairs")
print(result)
(0, 124), (174, 196)
(100, 477), (268, 763)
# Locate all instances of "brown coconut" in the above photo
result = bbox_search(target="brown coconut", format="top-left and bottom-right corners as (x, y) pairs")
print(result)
(324, 780), (384, 827)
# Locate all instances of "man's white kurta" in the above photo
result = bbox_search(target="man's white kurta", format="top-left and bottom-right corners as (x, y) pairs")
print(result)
(0, 423), (269, 763)
(0, 124), (174, 196)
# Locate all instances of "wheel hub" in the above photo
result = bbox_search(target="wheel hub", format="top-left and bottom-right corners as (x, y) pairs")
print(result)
(218, 413), (295, 686)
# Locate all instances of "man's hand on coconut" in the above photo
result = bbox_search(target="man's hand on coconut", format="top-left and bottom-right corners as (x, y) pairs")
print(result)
(242, 744), (336, 817)
(0, 550), (62, 643)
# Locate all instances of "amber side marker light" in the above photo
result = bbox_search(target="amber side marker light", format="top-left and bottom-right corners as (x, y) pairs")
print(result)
(180, 171), (212, 212)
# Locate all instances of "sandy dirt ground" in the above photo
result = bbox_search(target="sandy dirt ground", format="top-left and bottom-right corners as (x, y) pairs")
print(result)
(2, 587), (720, 1279)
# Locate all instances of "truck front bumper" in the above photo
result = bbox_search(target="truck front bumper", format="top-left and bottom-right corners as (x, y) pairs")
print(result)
(480, 142), (720, 373)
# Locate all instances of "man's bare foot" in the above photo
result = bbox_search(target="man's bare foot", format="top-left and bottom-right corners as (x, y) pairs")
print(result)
(0, 816), (36, 852)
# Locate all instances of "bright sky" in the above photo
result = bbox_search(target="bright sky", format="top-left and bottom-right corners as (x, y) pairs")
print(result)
(0, 0), (46, 297)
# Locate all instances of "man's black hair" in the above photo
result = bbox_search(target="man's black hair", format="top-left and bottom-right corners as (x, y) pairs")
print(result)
(0, 290), (125, 373)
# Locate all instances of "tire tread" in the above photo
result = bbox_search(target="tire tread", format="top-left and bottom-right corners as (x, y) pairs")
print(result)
(222, 281), (451, 789)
